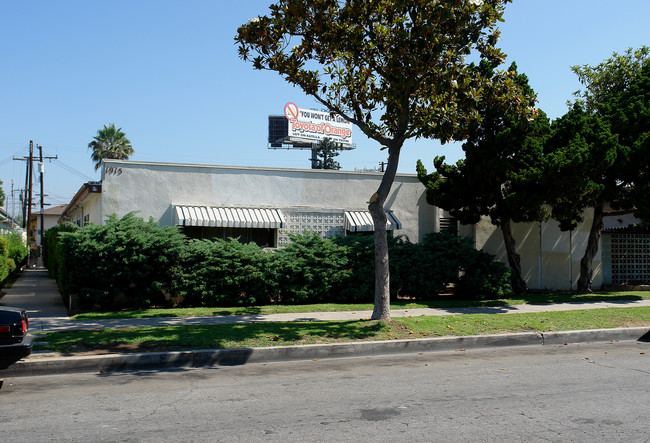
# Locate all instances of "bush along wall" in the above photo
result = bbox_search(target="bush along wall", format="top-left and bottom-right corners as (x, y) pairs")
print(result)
(43, 223), (78, 279)
(54, 213), (512, 311)
(172, 238), (275, 307)
(272, 232), (353, 304)
(0, 237), (16, 286)
(2, 232), (28, 268)
(57, 213), (186, 310)
(0, 232), (28, 287)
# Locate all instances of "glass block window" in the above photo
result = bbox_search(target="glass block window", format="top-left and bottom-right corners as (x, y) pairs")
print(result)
(278, 211), (345, 246)
(610, 233), (650, 284)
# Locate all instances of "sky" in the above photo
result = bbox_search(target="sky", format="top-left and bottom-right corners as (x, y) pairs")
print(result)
(1, 0), (650, 218)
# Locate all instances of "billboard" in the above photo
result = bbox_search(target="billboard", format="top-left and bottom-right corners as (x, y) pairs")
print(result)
(283, 102), (353, 146)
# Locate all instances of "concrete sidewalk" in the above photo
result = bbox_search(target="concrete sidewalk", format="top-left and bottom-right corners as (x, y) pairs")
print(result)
(3, 268), (650, 333)
(1, 268), (649, 377)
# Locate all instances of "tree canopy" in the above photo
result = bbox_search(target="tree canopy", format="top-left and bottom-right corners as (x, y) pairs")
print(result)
(236, 0), (528, 319)
(312, 137), (342, 170)
(417, 62), (549, 293)
(544, 48), (650, 290)
(88, 123), (134, 171)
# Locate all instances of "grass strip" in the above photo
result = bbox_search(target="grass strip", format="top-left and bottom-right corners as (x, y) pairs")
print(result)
(71, 291), (650, 320)
(44, 307), (650, 354)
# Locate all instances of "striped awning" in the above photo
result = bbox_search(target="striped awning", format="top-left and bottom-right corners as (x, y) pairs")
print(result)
(173, 206), (285, 229)
(344, 211), (402, 232)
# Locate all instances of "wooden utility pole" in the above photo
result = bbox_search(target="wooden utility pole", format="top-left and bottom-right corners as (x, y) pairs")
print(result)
(27, 141), (33, 242)
(38, 145), (45, 248)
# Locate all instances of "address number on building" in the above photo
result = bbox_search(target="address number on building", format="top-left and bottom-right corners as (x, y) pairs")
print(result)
(105, 167), (123, 176)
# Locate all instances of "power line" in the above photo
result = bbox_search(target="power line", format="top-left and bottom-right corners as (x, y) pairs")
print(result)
(0, 145), (29, 167)
(51, 159), (94, 181)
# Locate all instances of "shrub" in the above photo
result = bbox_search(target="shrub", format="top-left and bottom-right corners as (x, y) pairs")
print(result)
(174, 238), (274, 306)
(273, 232), (352, 304)
(43, 223), (78, 279)
(334, 232), (512, 301)
(331, 234), (376, 302)
(0, 256), (16, 284)
(1, 232), (28, 268)
(58, 213), (186, 309)
(397, 232), (512, 300)
(455, 250), (513, 300)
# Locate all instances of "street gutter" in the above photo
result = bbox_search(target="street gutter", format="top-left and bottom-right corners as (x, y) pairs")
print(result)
(2, 326), (649, 378)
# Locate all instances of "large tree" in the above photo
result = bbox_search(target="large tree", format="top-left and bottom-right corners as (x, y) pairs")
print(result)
(417, 62), (550, 294)
(88, 123), (134, 171)
(236, 0), (528, 319)
(543, 104), (618, 290)
(546, 47), (649, 291)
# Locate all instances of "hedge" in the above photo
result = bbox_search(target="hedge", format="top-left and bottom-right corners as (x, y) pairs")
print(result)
(53, 213), (512, 310)
(57, 213), (185, 309)
(0, 233), (28, 287)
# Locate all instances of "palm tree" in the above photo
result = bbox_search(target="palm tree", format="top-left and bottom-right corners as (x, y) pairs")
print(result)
(88, 123), (134, 171)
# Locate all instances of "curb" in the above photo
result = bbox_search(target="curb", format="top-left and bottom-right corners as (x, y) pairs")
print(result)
(2, 327), (649, 378)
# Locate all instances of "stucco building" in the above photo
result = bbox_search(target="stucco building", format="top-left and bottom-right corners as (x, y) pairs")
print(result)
(460, 206), (644, 290)
(60, 159), (439, 248)
(59, 159), (647, 291)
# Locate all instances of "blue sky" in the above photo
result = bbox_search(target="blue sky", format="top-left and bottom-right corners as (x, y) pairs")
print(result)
(1, 0), (649, 215)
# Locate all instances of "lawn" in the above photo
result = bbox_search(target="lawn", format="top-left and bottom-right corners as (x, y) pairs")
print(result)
(42, 306), (650, 355)
(71, 291), (650, 320)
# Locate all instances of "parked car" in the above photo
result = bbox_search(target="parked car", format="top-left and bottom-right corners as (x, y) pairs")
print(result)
(0, 307), (33, 369)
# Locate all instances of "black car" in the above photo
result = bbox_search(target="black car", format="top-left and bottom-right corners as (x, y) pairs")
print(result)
(0, 307), (33, 369)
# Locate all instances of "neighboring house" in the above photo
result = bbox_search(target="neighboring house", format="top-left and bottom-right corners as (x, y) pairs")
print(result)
(29, 204), (67, 246)
(0, 207), (25, 239)
(62, 159), (439, 248)
(58, 182), (102, 228)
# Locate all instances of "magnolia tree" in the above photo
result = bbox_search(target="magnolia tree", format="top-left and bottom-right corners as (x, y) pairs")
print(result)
(236, 0), (528, 319)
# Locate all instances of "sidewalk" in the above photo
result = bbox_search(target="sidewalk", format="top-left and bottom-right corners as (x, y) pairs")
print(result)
(4, 269), (650, 333)
(1, 268), (649, 377)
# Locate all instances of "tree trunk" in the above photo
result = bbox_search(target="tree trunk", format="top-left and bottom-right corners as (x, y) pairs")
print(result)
(500, 218), (527, 294)
(577, 203), (604, 292)
(369, 144), (402, 320)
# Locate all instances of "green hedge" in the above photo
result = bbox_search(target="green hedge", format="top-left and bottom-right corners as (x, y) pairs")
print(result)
(43, 223), (79, 279)
(1, 232), (28, 269)
(0, 233), (26, 286)
(58, 213), (185, 309)
(54, 213), (512, 310)
(172, 238), (275, 307)
(273, 232), (353, 304)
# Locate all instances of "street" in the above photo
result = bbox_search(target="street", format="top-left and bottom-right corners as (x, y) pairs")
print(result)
(2, 341), (649, 442)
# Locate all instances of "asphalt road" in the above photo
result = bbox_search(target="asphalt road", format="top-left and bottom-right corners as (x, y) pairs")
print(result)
(2, 341), (649, 442)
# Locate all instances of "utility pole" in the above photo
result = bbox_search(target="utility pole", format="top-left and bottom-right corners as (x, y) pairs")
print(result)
(13, 141), (57, 241)
(38, 145), (45, 249)
(21, 144), (30, 229)
(27, 141), (33, 243)
(11, 180), (15, 221)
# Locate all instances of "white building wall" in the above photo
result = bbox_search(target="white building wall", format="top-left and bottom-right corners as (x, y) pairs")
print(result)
(100, 160), (437, 243)
(464, 209), (603, 290)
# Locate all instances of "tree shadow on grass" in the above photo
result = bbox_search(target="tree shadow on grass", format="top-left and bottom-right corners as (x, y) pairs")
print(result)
(47, 320), (389, 365)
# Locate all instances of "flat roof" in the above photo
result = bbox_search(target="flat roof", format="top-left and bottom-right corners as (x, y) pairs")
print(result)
(101, 159), (418, 178)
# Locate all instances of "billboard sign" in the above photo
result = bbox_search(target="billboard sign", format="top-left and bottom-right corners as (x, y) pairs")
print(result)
(284, 102), (353, 146)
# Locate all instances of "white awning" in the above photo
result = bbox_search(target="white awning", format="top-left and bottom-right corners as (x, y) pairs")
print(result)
(344, 211), (402, 232)
(173, 206), (285, 229)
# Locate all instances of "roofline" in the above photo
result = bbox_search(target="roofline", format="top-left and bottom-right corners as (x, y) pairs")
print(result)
(101, 159), (418, 178)
(58, 182), (102, 223)
(0, 206), (23, 231)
